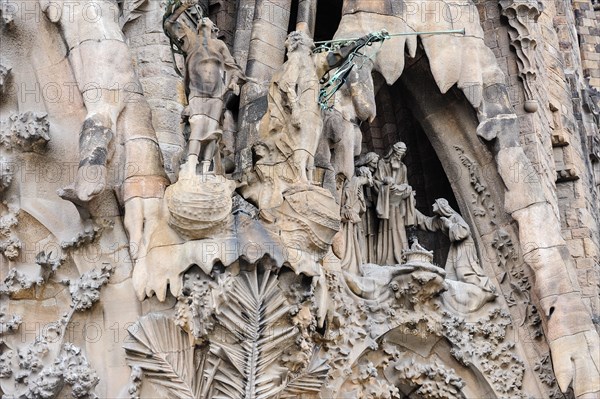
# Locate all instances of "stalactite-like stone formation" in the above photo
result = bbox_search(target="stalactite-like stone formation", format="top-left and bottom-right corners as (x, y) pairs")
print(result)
(500, 0), (542, 113)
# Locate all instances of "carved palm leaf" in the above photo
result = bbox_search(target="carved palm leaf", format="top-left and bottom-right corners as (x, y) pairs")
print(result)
(124, 313), (200, 399)
(207, 269), (298, 399)
(279, 351), (330, 398)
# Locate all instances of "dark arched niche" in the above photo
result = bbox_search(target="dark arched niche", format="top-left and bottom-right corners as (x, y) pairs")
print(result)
(360, 50), (517, 287)
(361, 73), (463, 266)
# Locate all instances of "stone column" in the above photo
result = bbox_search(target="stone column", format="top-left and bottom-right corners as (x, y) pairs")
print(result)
(122, 1), (185, 182)
(245, 0), (292, 87)
(235, 0), (292, 164)
(296, 0), (317, 36)
(233, 0), (256, 70)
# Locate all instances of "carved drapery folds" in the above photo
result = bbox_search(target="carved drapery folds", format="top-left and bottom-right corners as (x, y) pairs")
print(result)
(500, 0), (542, 113)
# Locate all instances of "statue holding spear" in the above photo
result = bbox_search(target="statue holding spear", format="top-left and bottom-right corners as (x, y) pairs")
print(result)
(164, 0), (246, 176)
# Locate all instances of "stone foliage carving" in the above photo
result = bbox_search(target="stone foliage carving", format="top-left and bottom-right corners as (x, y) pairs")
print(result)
(63, 263), (114, 312)
(348, 343), (466, 399)
(1, 246), (112, 398)
(1, 335), (99, 399)
(533, 354), (566, 399)
(0, 310), (22, 339)
(0, 65), (10, 92)
(0, 156), (12, 193)
(454, 147), (496, 220)
(392, 357), (465, 399)
(0, 211), (20, 262)
(125, 253), (524, 398)
(0, 112), (49, 154)
(443, 309), (526, 398)
(126, 268), (328, 399)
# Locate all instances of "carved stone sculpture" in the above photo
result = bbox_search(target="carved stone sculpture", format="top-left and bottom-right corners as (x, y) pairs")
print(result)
(332, 2), (600, 396)
(355, 152), (381, 264)
(260, 30), (322, 182)
(417, 199), (495, 293)
(164, 3), (245, 176)
(339, 166), (371, 274)
(415, 199), (497, 312)
(2, 0), (599, 398)
(373, 142), (416, 265)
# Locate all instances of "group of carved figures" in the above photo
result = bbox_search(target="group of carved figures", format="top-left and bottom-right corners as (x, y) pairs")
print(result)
(9, 0), (594, 396)
(338, 143), (495, 294)
(162, 1), (495, 296)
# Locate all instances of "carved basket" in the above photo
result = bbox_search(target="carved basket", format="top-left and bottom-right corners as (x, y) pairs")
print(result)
(165, 176), (236, 240)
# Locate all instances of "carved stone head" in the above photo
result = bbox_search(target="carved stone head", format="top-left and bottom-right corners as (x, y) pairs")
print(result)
(356, 152), (380, 173)
(284, 31), (314, 53)
(391, 142), (407, 158)
(432, 198), (455, 217)
(252, 141), (270, 160)
(198, 17), (216, 36)
(384, 142), (407, 170)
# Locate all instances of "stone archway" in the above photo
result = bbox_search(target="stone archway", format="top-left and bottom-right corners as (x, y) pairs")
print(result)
(331, 50), (547, 398)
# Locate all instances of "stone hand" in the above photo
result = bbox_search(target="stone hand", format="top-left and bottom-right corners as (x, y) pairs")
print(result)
(58, 164), (107, 205)
(291, 110), (302, 128)
(390, 184), (402, 193)
(227, 78), (241, 96)
(439, 216), (451, 228)
(341, 205), (354, 222)
(391, 183), (412, 197)
(124, 196), (162, 262)
(550, 330), (600, 398)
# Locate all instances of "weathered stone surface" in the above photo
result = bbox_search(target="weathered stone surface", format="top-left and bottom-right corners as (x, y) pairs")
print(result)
(1, 0), (598, 398)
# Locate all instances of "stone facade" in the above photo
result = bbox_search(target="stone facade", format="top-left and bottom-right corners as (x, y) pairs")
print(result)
(0, 1), (599, 398)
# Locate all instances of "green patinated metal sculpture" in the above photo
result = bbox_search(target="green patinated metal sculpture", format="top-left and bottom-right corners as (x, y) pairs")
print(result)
(315, 28), (465, 110)
(162, 1), (465, 110)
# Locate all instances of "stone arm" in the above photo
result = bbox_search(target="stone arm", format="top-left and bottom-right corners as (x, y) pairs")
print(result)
(281, 74), (300, 107)
(122, 101), (170, 261)
(272, 63), (302, 126)
(219, 42), (246, 94)
(339, 187), (353, 223)
(390, 165), (412, 198)
(163, 2), (195, 53)
(415, 210), (443, 233)
(236, 168), (261, 209)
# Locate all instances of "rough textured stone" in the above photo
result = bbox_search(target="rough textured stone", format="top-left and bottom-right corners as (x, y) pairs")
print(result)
(1, 1), (598, 398)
